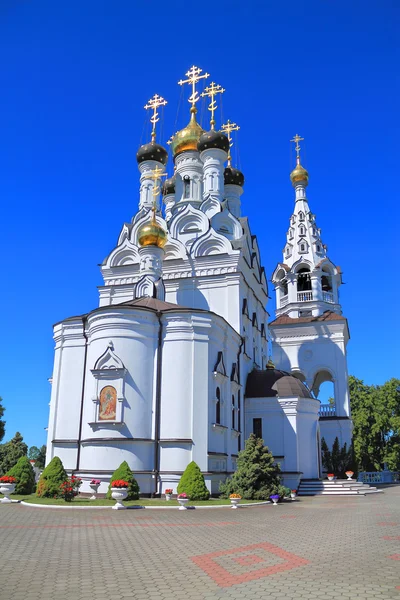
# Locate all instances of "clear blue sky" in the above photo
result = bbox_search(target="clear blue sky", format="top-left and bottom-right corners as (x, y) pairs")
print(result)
(0, 0), (398, 448)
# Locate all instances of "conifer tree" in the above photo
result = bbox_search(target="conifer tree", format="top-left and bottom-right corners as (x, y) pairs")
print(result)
(177, 461), (210, 500)
(0, 431), (28, 476)
(219, 433), (281, 500)
(36, 456), (67, 498)
(107, 461), (140, 500)
(7, 455), (35, 494)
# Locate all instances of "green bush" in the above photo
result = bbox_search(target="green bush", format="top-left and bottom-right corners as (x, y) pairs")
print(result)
(107, 461), (140, 500)
(36, 456), (67, 498)
(219, 434), (281, 500)
(7, 456), (35, 494)
(177, 461), (210, 500)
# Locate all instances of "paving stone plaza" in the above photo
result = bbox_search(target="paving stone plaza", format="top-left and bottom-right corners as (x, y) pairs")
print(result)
(1, 487), (399, 600)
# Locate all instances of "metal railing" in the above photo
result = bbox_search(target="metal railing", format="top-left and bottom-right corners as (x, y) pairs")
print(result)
(297, 291), (313, 302)
(319, 404), (336, 417)
(323, 291), (334, 303)
(358, 471), (400, 484)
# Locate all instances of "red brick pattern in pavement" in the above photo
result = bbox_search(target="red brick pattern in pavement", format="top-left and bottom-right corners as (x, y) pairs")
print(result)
(191, 541), (309, 587)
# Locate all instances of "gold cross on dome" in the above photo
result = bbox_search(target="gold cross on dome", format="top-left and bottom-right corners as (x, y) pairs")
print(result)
(166, 132), (177, 146)
(178, 65), (210, 107)
(221, 120), (240, 166)
(201, 82), (225, 129)
(144, 94), (168, 142)
(145, 165), (167, 200)
(290, 134), (304, 158)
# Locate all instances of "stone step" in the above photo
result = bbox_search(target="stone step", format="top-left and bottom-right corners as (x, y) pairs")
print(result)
(297, 478), (382, 497)
(299, 491), (364, 496)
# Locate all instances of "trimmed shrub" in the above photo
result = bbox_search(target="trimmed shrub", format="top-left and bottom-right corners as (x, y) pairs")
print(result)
(219, 433), (281, 500)
(177, 461), (210, 500)
(107, 461), (140, 500)
(7, 456), (35, 494)
(36, 456), (67, 498)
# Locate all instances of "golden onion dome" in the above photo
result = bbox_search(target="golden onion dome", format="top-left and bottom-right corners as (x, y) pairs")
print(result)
(137, 211), (167, 249)
(171, 107), (204, 157)
(266, 357), (275, 370)
(290, 159), (309, 187)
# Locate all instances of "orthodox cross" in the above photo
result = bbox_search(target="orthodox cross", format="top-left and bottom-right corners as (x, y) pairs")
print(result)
(145, 165), (167, 208)
(221, 119), (240, 166)
(178, 65), (210, 107)
(144, 94), (168, 142)
(201, 82), (225, 129)
(290, 134), (304, 159)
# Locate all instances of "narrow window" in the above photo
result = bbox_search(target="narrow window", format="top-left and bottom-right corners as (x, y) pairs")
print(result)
(317, 244), (320, 252)
(253, 418), (262, 439)
(300, 244), (305, 252)
(183, 175), (190, 199)
(232, 395), (235, 429)
(216, 387), (221, 424)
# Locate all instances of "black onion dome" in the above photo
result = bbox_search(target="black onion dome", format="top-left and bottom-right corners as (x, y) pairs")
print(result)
(224, 166), (245, 187)
(162, 175), (176, 196)
(245, 369), (313, 399)
(197, 129), (230, 153)
(136, 142), (168, 165)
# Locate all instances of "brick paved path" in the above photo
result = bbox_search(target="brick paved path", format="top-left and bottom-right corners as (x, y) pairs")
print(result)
(1, 487), (399, 600)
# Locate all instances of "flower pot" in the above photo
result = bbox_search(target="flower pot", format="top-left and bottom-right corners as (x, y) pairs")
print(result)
(290, 493), (296, 500)
(345, 472), (354, 480)
(111, 488), (128, 510)
(165, 494), (172, 501)
(327, 476), (334, 481)
(0, 483), (16, 503)
(89, 484), (100, 500)
(177, 498), (189, 510)
(230, 498), (240, 509)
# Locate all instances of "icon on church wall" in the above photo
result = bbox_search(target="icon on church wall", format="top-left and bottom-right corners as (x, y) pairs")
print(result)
(99, 386), (117, 421)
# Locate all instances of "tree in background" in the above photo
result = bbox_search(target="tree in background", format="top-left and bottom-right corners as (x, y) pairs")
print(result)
(219, 434), (281, 500)
(28, 446), (40, 461)
(349, 376), (400, 471)
(177, 461), (210, 500)
(35, 445), (47, 469)
(0, 397), (5, 443)
(7, 456), (36, 494)
(321, 437), (354, 477)
(0, 432), (28, 476)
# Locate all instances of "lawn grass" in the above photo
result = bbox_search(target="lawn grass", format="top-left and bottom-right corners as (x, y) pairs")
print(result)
(3, 494), (263, 507)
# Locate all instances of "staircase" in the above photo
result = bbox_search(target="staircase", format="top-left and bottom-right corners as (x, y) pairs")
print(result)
(298, 479), (382, 496)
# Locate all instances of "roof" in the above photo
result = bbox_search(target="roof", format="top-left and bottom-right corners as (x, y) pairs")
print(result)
(245, 368), (313, 399)
(270, 310), (346, 326)
(119, 297), (186, 311)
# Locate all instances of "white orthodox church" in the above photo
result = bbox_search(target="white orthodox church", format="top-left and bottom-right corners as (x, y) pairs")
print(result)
(46, 67), (352, 495)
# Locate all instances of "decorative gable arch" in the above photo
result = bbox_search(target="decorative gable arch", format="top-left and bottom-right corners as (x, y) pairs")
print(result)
(211, 208), (242, 241)
(200, 194), (222, 220)
(163, 236), (188, 261)
(169, 204), (209, 239)
(105, 238), (140, 268)
(191, 228), (233, 257)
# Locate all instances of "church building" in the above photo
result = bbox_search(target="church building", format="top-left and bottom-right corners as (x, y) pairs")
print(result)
(46, 67), (352, 494)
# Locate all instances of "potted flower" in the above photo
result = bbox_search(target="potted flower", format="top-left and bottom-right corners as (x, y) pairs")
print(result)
(270, 494), (280, 506)
(60, 475), (82, 502)
(0, 476), (16, 503)
(89, 479), (101, 500)
(327, 473), (335, 481)
(110, 480), (129, 510)
(165, 488), (173, 501)
(229, 493), (241, 509)
(177, 492), (189, 510)
(290, 489), (297, 500)
(345, 470), (354, 480)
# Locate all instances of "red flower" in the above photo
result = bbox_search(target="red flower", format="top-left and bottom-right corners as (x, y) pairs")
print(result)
(0, 476), (16, 483)
(111, 480), (129, 488)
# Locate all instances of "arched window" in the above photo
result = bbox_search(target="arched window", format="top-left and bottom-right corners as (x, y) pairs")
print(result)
(317, 244), (321, 252)
(300, 244), (305, 252)
(289, 228), (294, 239)
(299, 226), (305, 236)
(216, 387), (221, 424)
(321, 274), (332, 292)
(297, 268), (312, 291)
(299, 211), (305, 221)
(232, 395), (235, 429)
(183, 175), (190, 199)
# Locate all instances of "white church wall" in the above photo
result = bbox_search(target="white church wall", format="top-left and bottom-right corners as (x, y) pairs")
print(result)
(296, 399), (320, 478)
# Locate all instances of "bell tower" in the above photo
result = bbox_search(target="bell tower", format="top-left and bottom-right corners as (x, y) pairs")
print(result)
(269, 135), (352, 451)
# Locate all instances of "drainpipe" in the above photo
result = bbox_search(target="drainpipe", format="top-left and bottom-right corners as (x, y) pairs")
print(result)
(237, 336), (244, 451)
(76, 316), (88, 472)
(152, 311), (163, 497)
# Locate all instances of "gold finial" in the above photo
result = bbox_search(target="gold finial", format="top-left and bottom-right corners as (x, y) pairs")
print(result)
(290, 134), (304, 162)
(145, 164), (167, 202)
(201, 82), (225, 130)
(144, 94), (168, 143)
(178, 65), (210, 111)
(221, 120), (240, 166)
(266, 356), (275, 370)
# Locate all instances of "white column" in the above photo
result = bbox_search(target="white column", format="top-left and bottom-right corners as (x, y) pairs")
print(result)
(200, 148), (227, 203)
(294, 183), (307, 202)
(174, 151), (204, 209)
(138, 161), (165, 212)
(224, 183), (243, 218)
(138, 246), (164, 281)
